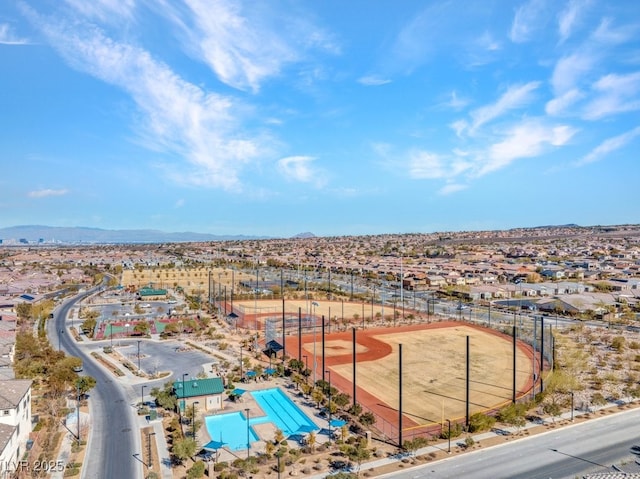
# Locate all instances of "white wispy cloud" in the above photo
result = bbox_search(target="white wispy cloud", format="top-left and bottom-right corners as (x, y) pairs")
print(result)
(592, 17), (639, 45)
(21, 5), (269, 191)
(0, 23), (29, 45)
(450, 120), (468, 138)
(65, 0), (136, 23)
(477, 31), (501, 51)
(159, 0), (338, 93)
(557, 0), (588, 44)
(575, 126), (640, 166)
(510, 0), (547, 43)
(468, 81), (541, 133)
(583, 71), (640, 120)
(446, 91), (469, 111)
(478, 120), (577, 176)
(408, 150), (472, 180)
(357, 75), (391, 86)
(464, 31), (502, 67)
(550, 52), (595, 94)
(28, 188), (69, 198)
(545, 88), (584, 116)
(277, 156), (326, 187)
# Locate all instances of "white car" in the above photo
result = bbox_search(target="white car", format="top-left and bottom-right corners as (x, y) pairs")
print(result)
(141, 303), (151, 308)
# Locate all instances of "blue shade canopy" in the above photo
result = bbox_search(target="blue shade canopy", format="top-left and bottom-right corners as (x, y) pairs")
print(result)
(329, 419), (347, 427)
(296, 424), (317, 434)
(203, 440), (227, 451)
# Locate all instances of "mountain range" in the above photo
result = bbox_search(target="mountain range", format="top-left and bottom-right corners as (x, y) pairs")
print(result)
(0, 225), (278, 244)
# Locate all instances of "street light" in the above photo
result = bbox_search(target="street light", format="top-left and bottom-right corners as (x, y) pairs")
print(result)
(58, 329), (64, 351)
(326, 369), (332, 443)
(446, 419), (451, 453)
(141, 385), (147, 409)
(312, 302), (319, 384)
(110, 323), (113, 349)
(137, 340), (142, 372)
(245, 408), (251, 459)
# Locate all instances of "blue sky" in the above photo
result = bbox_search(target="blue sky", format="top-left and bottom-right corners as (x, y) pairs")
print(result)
(1, 1), (639, 238)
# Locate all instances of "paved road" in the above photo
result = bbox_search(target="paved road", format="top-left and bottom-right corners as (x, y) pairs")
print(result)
(51, 287), (140, 479)
(384, 408), (640, 479)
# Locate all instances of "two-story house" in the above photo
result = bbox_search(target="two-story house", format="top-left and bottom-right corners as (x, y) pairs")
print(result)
(0, 380), (32, 473)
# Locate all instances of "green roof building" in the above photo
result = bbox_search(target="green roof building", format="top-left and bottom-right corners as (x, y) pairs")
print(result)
(139, 287), (167, 297)
(174, 377), (225, 412)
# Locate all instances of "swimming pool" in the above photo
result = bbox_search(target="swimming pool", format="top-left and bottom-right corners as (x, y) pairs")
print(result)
(204, 411), (259, 452)
(204, 387), (318, 451)
(252, 387), (318, 436)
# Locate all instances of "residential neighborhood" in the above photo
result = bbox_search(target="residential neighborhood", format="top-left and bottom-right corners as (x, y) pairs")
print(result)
(1, 223), (640, 478)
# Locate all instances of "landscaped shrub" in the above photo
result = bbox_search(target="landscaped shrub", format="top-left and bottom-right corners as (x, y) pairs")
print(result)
(468, 412), (496, 433)
(186, 460), (205, 479)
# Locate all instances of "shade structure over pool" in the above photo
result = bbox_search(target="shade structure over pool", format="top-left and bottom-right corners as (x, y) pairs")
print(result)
(231, 388), (246, 396)
(265, 368), (276, 375)
(329, 419), (347, 427)
(246, 371), (257, 378)
(203, 440), (227, 451)
(296, 424), (317, 434)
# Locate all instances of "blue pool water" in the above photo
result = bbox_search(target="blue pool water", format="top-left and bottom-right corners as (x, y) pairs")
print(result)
(204, 387), (318, 451)
(251, 387), (318, 436)
(204, 411), (259, 451)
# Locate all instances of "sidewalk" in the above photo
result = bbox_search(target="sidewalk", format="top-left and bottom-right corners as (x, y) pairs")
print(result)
(51, 408), (88, 479)
(136, 413), (173, 479)
(303, 401), (632, 479)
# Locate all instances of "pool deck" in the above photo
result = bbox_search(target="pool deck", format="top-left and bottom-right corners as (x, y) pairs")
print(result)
(198, 377), (332, 462)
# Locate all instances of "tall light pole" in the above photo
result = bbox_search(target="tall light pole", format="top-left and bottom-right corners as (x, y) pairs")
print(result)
(312, 302), (319, 384)
(326, 370), (332, 443)
(255, 261), (259, 330)
(400, 250), (404, 319)
(446, 419), (451, 453)
(59, 329), (64, 351)
(245, 408), (251, 459)
(514, 279), (522, 327)
(76, 380), (81, 442)
(141, 385), (147, 408)
(110, 323), (113, 349)
(137, 340), (142, 372)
